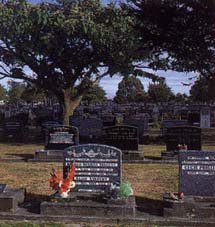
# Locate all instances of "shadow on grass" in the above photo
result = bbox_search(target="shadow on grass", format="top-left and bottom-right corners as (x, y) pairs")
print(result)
(144, 155), (162, 160)
(21, 193), (51, 214)
(6, 153), (34, 160)
(136, 196), (164, 216)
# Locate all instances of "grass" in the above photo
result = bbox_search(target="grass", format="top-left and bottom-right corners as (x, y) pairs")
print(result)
(0, 143), (178, 200)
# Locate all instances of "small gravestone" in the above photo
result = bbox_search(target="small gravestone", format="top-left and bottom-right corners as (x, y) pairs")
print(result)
(63, 144), (121, 193)
(78, 118), (103, 142)
(41, 144), (136, 218)
(3, 121), (24, 141)
(103, 126), (143, 161)
(45, 126), (79, 150)
(179, 151), (215, 196)
(104, 125), (138, 151)
(165, 126), (201, 151)
(34, 126), (79, 161)
(162, 126), (201, 160)
(162, 120), (189, 136)
(163, 151), (215, 218)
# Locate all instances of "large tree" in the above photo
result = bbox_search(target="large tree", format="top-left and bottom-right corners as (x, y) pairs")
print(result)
(125, 0), (215, 75)
(0, 0), (143, 124)
(114, 75), (146, 103)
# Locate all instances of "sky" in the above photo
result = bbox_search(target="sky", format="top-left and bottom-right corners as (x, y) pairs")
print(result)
(0, 0), (197, 98)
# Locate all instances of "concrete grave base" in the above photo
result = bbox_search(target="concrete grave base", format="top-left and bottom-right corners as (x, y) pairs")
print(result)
(0, 186), (25, 212)
(40, 195), (136, 218)
(122, 150), (144, 162)
(33, 149), (63, 162)
(161, 150), (178, 160)
(163, 193), (215, 219)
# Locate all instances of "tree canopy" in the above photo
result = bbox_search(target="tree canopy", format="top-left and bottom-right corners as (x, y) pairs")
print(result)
(0, 0), (141, 124)
(126, 0), (215, 76)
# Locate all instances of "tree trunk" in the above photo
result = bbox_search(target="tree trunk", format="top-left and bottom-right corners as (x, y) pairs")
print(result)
(61, 88), (83, 126)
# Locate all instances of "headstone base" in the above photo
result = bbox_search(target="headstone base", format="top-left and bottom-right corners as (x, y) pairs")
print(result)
(122, 150), (144, 162)
(0, 186), (25, 212)
(34, 149), (63, 162)
(40, 195), (136, 218)
(161, 150), (178, 160)
(163, 193), (215, 219)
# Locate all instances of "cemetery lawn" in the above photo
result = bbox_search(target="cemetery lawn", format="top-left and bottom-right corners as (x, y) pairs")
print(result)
(1, 143), (215, 201)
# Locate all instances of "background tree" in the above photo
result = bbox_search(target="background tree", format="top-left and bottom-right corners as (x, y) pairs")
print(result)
(147, 80), (174, 103)
(190, 76), (215, 102)
(0, 0), (142, 125)
(126, 0), (215, 76)
(114, 75), (146, 103)
(82, 84), (107, 104)
(173, 92), (188, 103)
(7, 80), (26, 104)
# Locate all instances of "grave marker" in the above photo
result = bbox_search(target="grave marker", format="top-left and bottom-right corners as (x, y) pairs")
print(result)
(63, 144), (122, 193)
(179, 151), (215, 196)
(104, 125), (139, 151)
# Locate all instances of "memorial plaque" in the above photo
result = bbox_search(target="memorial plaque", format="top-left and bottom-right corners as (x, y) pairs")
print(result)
(104, 125), (139, 151)
(165, 126), (201, 151)
(45, 126), (79, 150)
(63, 144), (122, 193)
(179, 151), (215, 196)
(162, 120), (189, 136)
(0, 184), (6, 193)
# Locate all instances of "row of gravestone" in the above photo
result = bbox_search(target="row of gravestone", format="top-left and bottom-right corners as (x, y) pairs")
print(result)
(2, 144), (215, 220)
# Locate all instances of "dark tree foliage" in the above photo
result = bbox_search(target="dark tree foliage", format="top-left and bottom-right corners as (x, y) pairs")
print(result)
(114, 75), (146, 103)
(126, 0), (215, 76)
(190, 76), (215, 102)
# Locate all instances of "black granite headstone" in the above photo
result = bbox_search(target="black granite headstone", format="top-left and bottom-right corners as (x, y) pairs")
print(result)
(179, 151), (215, 196)
(45, 126), (79, 150)
(104, 125), (139, 151)
(63, 144), (122, 193)
(165, 126), (201, 151)
(3, 121), (24, 140)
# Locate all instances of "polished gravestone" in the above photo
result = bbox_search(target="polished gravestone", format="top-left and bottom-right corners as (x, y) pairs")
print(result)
(34, 126), (79, 161)
(0, 184), (25, 212)
(41, 144), (136, 218)
(163, 151), (215, 219)
(103, 125), (143, 161)
(161, 126), (202, 160)
(2, 121), (25, 142)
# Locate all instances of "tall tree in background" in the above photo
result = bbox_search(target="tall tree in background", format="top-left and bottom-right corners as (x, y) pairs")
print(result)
(82, 84), (107, 104)
(7, 81), (26, 104)
(190, 76), (215, 102)
(148, 80), (174, 103)
(114, 76), (146, 103)
(0, 0), (143, 124)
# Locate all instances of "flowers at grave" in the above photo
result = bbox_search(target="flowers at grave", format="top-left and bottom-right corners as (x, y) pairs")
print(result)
(177, 144), (188, 151)
(118, 182), (133, 198)
(49, 162), (76, 198)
